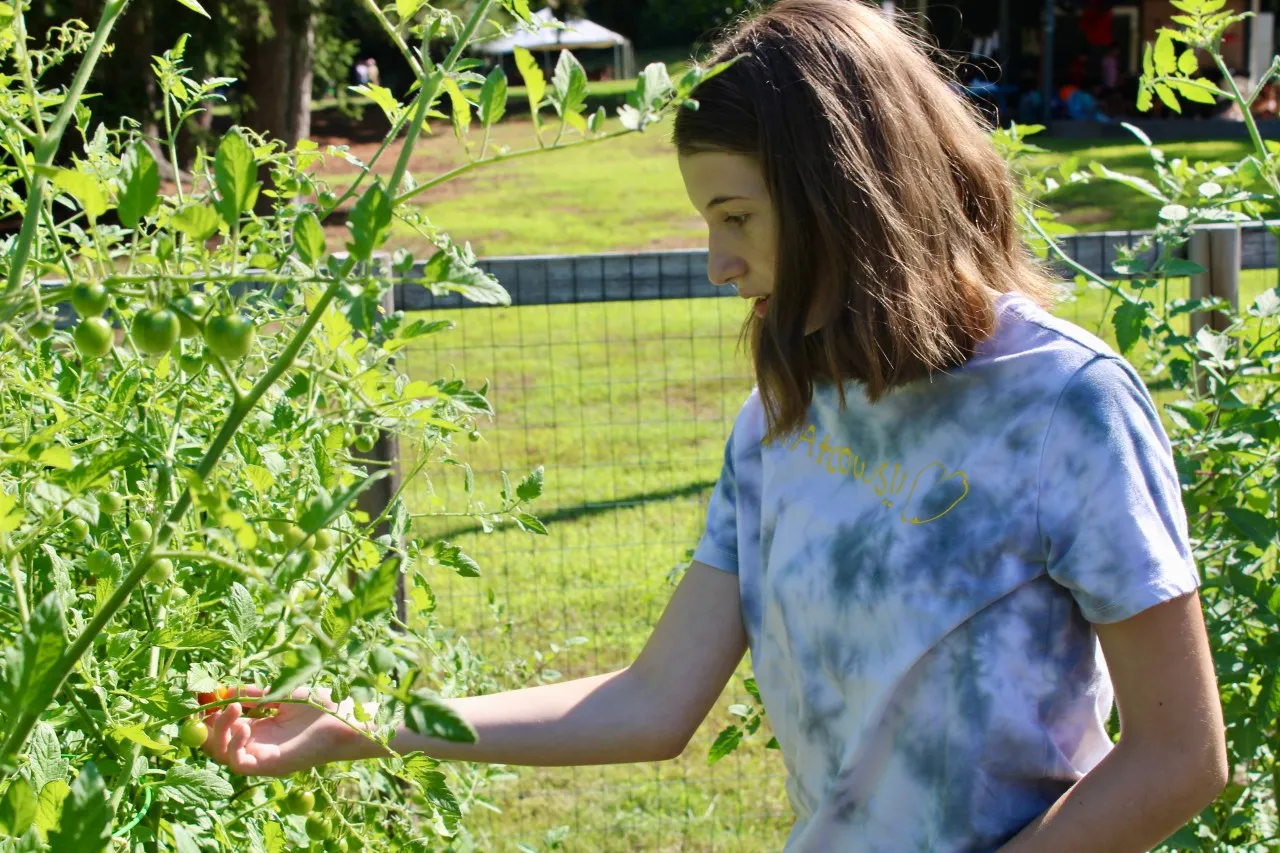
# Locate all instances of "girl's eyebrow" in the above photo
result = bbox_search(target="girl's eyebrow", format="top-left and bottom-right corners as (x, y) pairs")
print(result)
(707, 195), (750, 209)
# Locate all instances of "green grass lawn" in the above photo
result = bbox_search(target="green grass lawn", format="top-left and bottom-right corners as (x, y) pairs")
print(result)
(340, 116), (1266, 258)
(399, 269), (1278, 850)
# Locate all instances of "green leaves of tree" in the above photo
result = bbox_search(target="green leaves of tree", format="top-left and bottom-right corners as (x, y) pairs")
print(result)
(226, 582), (259, 648)
(47, 763), (110, 853)
(213, 130), (260, 227)
(171, 0), (211, 18)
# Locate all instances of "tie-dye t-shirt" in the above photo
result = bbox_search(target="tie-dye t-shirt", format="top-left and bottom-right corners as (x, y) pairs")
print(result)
(693, 293), (1199, 852)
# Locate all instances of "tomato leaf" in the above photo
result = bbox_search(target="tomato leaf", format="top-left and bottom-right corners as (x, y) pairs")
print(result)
(477, 66), (507, 129)
(157, 764), (233, 807)
(515, 466), (544, 501)
(346, 181), (392, 262)
(27, 724), (67, 791)
(1111, 300), (1148, 355)
(213, 130), (259, 226)
(1154, 30), (1177, 76)
(42, 167), (108, 220)
(346, 557), (400, 623)
(708, 725), (742, 764)
(47, 762), (111, 853)
(513, 47), (545, 117)
(267, 644), (322, 700)
(0, 776), (36, 837)
(35, 779), (69, 836)
(292, 211), (325, 265)
(170, 204), (221, 241)
(118, 141), (160, 228)
(551, 51), (587, 117)
(1, 593), (67, 740)
(1224, 507), (1275, 549)
(172, 0), (210, 18)
(404, 689), (476, 743)
(226, 582), (260, 647)
(442, 77), (472, 141)
(433, 540), (480, 577)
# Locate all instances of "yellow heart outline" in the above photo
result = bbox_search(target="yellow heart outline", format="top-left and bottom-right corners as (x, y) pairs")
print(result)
(899, 461), (970, 525)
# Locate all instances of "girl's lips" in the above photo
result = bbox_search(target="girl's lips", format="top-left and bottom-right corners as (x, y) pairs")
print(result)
(753, 296), (770, 318)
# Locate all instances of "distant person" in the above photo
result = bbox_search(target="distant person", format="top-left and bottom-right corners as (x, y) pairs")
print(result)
(354, 58), (369, 86)
(203, 4), (1228, 851)
(367, 57), (381, 87)
(1101, 46), (1120, 90)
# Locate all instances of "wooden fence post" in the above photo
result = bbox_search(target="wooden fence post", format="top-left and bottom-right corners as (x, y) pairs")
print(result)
(353, 278), (406, 625)
(1189, 222), (1242, 337)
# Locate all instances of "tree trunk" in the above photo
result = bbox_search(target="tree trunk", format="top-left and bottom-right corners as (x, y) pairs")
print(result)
(243, 0), (314, 211)
(244, 0), (314, 148)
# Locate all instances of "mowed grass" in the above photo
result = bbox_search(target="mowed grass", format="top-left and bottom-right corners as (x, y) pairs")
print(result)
(316, 114), (1266, 258)
(398, 268), (1278, 851)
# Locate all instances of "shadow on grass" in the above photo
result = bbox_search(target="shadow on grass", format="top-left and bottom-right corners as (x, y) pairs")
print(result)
(429, 478), (718, 541)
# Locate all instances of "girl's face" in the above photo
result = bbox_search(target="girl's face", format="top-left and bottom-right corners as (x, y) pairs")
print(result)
(679, 152), (778, 319)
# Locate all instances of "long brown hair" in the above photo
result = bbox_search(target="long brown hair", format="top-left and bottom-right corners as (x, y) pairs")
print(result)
(674, 0), (1055, 443)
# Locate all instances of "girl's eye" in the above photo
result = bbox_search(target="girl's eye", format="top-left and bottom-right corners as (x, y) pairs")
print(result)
(725, 214), (749, 227)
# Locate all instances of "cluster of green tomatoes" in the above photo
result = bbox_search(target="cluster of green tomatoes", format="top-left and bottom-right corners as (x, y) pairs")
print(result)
(30, 281), (256, 364)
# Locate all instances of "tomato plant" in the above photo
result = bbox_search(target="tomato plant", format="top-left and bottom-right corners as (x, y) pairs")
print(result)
(0, 1), (712, 850)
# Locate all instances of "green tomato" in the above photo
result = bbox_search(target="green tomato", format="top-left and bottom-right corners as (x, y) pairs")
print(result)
(174, 292), (208, 338)
(178, 719), (208, 748)
(132, 308), (181, 355)
(70, 282), (111, 317)
(74, 317), (115, 359)
(312, 529), (336, 551)
(304, 815), (332, 841)
(468, 430), (481, 443)
(354, 432), (377, 453)
(127, 518), (153, 542)
(67, 518), (90, 542)
(145, 558), (174, 584)
(179, 352), (205, 375)
(285, 789), (315, 816)
(87, 549), (113, 574)
(168, 586), (189, 603)
(99, 491), (124, 515)
(268, 519), (292, 536)
(148, 734), (171, 753)
(203, 314), (255, 360)
(283, 525), (308, 550)
(324, 839), (349, 853)
(28, 318), (54, 340)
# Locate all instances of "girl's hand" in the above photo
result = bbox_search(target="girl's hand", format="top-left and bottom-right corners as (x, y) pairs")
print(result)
(202, 686), (385, 776)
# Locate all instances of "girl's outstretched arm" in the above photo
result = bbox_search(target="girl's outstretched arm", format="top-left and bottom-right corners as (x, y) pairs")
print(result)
(203, 561), (748, 776)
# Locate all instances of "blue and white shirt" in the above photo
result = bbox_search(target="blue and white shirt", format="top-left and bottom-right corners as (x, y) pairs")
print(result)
(693, 293), (1199, 852)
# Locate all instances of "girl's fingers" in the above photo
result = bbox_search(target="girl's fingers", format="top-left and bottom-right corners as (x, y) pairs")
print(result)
(226, 715), (253, 762)
(207, 701), (243, 762)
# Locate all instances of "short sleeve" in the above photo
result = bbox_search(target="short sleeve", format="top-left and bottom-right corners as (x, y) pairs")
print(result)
(1038, 356), (1199, 623)
(693, 428), (740, 575)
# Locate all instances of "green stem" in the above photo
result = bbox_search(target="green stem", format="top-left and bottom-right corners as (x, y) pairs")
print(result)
(395, 128), (633, 206)
(12, 6), (48, 139)
(6, 554), (29, 626)
(1212, 54), (1280, 199)
(2, 0), (131, 308)
(385, 0), (494, 200)
(361, 0), (423, 78)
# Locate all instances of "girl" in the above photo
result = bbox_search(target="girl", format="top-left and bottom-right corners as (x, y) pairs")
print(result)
(204, 2), (1228, 849)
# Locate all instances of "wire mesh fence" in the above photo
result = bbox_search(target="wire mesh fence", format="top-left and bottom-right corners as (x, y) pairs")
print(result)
(394, 225), (1278, 851)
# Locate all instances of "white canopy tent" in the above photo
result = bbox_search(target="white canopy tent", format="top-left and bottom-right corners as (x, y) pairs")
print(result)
(474, 7), (636, 80)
